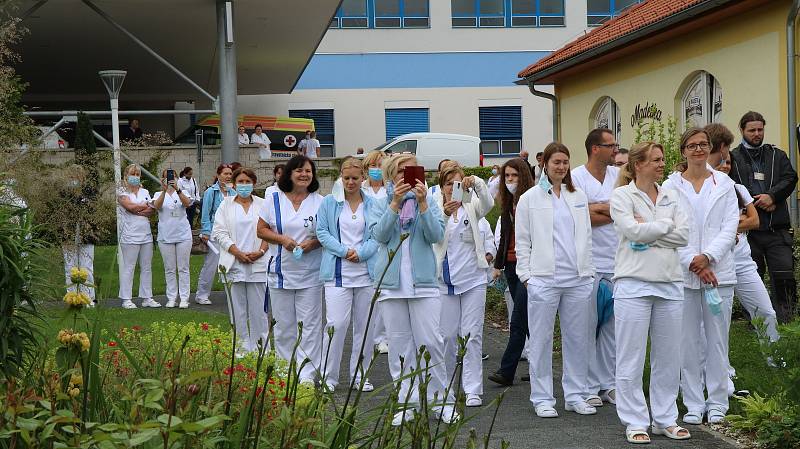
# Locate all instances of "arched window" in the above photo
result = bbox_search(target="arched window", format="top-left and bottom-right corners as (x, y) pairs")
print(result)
(593, 96), (622, 140)
(680, 71), (722, 128)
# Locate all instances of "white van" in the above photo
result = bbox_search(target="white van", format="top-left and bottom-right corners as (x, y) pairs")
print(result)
(375, 133), (482, 169)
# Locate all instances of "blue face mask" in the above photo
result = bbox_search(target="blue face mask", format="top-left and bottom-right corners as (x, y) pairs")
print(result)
(368, 168), (383, 181)
(236, 184), (253, 198)
(538, 170), (552, 192)
(127, 175), (141, 186)
(703, 286), (723, 316)
(629, 242), (650, 251)
(491, 169), (498, 176)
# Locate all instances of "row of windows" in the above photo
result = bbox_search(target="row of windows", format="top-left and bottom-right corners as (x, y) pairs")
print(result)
(329, 0), (642, 29)
(288, 106), (524, 156)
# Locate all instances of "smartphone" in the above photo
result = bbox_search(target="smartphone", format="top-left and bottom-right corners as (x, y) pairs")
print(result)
(166, 169), (176, 183)
(403, 165), (425, 186)
(451, 181), (464, 202)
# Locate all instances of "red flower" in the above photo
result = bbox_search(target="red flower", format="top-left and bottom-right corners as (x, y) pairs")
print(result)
(166, 360), (173, 369)
(223, 367), (233, 376)
(255, 386), (264, 397)
(234, 364), (245, 372)
(201, 322), (210, 331)
(268, 378), (276, 385)
(132, 325), (142, 332)
(108, 341), (117, 347)
(213, 338), (221, 345)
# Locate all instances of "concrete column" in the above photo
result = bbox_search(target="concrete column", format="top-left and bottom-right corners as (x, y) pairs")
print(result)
(217, 0), (239, 163)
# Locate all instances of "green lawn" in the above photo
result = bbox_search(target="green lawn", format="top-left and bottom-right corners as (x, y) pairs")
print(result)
(37, 245), (224, 300)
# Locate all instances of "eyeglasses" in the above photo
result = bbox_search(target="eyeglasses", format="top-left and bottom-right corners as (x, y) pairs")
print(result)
(614, 161), (626, 167)
(684, 142), (711, 152)
(597, 143), (620, 150)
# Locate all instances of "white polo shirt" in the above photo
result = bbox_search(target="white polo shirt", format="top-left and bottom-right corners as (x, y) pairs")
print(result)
(153, 191), (192, 243)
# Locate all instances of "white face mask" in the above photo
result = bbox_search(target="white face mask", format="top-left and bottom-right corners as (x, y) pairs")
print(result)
(505, 183), (518, 194)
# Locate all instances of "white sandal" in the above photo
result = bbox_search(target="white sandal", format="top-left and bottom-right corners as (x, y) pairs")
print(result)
(652, 425), (691, 440)
(625, 429), (651, 444)
(682, 411), (702, 425)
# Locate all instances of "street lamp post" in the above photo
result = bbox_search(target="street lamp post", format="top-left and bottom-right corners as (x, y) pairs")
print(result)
(99, 70), (127, 272)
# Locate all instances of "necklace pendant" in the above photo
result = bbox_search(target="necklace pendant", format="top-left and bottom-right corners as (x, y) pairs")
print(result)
(352, 214), (357, 220)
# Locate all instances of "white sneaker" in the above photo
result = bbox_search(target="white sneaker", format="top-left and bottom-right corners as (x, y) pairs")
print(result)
(391, 409), (415, 426)
(178, 301), (189, 309)
(433, 405), (460, 424)
(565, 401), (597, 415)
(354, 379), (374, 392)
(586, 394), (603, 407)
(141, 298), (162, 308)
(166, 300), (176, 308)
(377, 342), (389, 354)
(324, 382), (336, 392)
(195, 297), (212, 305)
(121, 300), (137, 309)
(466, 394), (482, 407)
(535, 405), (559, 418)
(600, 389), (616, 405)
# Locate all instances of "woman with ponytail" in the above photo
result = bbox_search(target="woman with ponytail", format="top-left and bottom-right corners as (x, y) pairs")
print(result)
(610, 142), (691, 443)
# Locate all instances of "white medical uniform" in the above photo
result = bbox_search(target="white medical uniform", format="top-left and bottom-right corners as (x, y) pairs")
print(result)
(362, 183), (390, 349)
(302, 138), (320, 159)
(251, 132), (272, 160)
(118, 188), (154, 302)
(321, 203), (376, 388)
(154, 191), (193, 304)
(238, 133), (250, 145)
(572, 165), (619, 396)
(260, 190), (324, 382)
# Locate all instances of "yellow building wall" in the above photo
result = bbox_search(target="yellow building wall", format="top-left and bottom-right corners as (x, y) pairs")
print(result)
(555, 0), (790, 167)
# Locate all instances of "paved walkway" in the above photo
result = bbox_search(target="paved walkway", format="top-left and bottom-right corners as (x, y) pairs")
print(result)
(107, 293), (738, 449)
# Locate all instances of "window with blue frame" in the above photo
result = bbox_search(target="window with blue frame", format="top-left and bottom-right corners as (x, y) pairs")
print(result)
(479, 106), (522, 155)
(330, 0), (430, 29)
(451, 0), (564, 28)
(587, 0), (642, 26)
(288, 109), (336, 157)
(385, 108), (429, 140)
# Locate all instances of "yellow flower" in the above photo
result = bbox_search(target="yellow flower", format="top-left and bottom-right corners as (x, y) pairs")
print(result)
(57, 329), (90, 351)
(63, 291), (91, 307)
(69, 373), (83, 387)
(69, 267), (89, 284)
(68, 387), (80, 398)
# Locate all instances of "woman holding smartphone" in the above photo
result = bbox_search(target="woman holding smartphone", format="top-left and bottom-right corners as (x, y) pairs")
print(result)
(516, 143), (596, 418)
(257, 155), (325, 383)
(196, 163), (234, 305)
(662, 128), (739, 425)
(153, 169), (193, 308)
(610, 142), (691, 443)
(433, 161), (495, 407)
(317, 156), (380, 392)
(368, 154), (457, 426)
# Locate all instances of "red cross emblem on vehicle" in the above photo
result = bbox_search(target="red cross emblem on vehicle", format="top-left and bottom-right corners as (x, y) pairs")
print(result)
(284, 135), (297, 148)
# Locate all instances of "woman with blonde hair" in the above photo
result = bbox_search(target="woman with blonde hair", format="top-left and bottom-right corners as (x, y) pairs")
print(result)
(433, 160), (495, 407)
(663, 128), (739, 425)
(117, 164), (158, 309)
(610, 142), (691, 443)
(317, 156), (380, 392)
(368, 153), (457, 425)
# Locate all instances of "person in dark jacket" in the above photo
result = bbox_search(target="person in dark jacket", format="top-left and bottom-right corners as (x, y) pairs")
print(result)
(728, 111), (799, 323)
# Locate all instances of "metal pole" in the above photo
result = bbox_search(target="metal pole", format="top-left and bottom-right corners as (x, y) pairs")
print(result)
(20, 0), (49, 20)
(81, 0), (217, 104)
(24, 109), (217, 117)
(217, 0), (239, 163)
(110, 97), (124, 285)
(787, 0), (800, 226)
(528, 82), (559, 142)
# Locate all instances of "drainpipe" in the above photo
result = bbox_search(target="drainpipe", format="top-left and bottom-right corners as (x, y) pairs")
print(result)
(788, 0), (800, 225)
(528, 81), (559, 142)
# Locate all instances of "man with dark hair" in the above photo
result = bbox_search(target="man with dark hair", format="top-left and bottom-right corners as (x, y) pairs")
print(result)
(705, 123), (735, 169)
(728, 111), (798, 323)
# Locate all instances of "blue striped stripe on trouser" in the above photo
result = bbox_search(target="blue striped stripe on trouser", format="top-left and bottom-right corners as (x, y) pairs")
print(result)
(264, 191), (286, 313)
(442, 254), (455, 296)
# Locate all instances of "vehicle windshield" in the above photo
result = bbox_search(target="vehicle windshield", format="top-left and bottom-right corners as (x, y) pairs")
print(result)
(373, 138), (397, 152)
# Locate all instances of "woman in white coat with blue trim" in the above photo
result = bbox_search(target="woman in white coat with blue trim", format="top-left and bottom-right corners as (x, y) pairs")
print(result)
(433, 161), (495, 407)
(662, 128), (739, 425)
(317, 157), (380, 392)
(516, 142), (596, 418)
(212, 168), (270, 355)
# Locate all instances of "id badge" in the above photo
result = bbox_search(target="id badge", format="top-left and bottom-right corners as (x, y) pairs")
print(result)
(461, 231), (474, 243)
(171, 210), (182, 218)
(754, 172), (765, 181)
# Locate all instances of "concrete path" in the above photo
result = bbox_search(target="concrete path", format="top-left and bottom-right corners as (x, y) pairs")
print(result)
(106, 293), (738, 449)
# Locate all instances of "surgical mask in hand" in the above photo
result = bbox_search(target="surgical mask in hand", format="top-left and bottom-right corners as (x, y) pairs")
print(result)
(127, 175), (141, 186)
(538, 171), (552, 192)
(703, 286), (723, 316)
(293, 246), (304, 260)
(629, 242), (650, 251)
(368, 168), (383, 181)
(505, 183), (517, 194)
(236, 184), (253, 198)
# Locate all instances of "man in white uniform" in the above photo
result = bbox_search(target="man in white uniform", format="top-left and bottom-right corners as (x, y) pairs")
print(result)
(302, 131), (321, 159)
(571, 128), (620, 408)
(251, 124), (272, 160)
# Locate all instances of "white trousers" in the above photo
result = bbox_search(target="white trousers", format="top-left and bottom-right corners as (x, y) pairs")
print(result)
(230, 282), (269, 353)
(196, 245), (220, 301)
(440, 284), (486, 395)
(735, 269), (780, 342)
(119, 242), (153, 301)
(63, 244), (95, 300)
(382, 296), (453, 406)
(372, 300), (389, 345)
(615, 296), (683, 431)
(158, 240), (192, 303)
(505, 288), (529, 357)
(270, 286), (324, 382)
(321, 286), (377, 387)
(527, 283), (593, 407)
(680, 286), (733, 415)
(587, 273), (616, 393)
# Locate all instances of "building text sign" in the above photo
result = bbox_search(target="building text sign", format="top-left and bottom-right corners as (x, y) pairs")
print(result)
(631, 102), (663, 127)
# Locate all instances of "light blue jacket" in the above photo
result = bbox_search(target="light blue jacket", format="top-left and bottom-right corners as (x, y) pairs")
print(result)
(368, 193), (445, 289)
(200, 182), (230, 236)
(317, 191), (379, 283)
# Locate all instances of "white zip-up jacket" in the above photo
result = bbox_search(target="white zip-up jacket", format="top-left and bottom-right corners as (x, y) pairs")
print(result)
(433, 176), (496, 273)
(212, 195), (267, 275)
(515, 184), (594, 283)
(610, 182), (689, 283)
(662, 170), (739, 289)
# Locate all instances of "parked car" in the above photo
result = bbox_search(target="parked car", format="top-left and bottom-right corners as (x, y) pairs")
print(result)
(375, 133), (482, 169)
